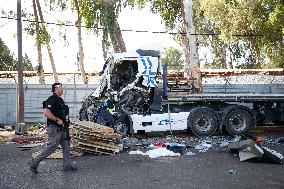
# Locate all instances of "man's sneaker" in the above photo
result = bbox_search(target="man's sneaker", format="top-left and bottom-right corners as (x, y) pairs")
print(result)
(30, 165), (38, 174)
(62, 166), (77, 172)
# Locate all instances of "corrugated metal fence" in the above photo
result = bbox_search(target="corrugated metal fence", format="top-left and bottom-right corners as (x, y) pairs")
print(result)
(0, 83), (283, 124)
(0, 84), (97, 124)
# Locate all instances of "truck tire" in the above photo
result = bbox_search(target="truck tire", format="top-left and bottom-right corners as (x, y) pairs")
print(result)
(224, 109), (253, 136)
(187, 107), (218, 136)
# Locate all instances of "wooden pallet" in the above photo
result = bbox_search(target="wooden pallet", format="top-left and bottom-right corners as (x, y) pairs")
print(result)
(69, 121), (121, 155)
(78, 142), (119, 152)
(71, 121), (114, 132)
(77, 131), (118, 140)
(73, 134), (111, 142)
(76, 127), (114, 135)
(77, 137), (119, 149)
(75, 134), (113, 141)
(71, 129), (119, 140)
(75, 147), (116, 155)
(76, 142), (119, 155)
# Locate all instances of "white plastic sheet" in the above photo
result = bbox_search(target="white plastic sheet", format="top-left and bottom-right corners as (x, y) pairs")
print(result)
(129, 148), (181, 158)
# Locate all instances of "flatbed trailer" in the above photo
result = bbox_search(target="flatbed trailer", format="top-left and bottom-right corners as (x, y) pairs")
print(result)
(166, 94), (284, 103)
(131, 94), (284, 136)
(79, 50), (284, 136)
(130, 67), (284, 136)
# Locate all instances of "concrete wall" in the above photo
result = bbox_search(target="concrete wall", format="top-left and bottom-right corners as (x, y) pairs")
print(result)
(0, 84), (97, 124)
(0, 83), (283, 124)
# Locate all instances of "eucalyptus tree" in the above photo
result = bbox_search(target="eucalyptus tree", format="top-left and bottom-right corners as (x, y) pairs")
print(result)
(74, 0), (87, 84)
(181, 0), (202, 91)
(199, 0), (284, 68)
(193, 0), (232, 69)
(0, 38), (34, 71)
(0, 37), (15, 71)
(48, 0), (88, 83)
(128, 0), (202, 91)
(1, 3), (45, 81)
(80, 0), (127, 60)
(34, 0), (58, 82)
(161, 47), (184, 70)
(32, 0), (45, 83)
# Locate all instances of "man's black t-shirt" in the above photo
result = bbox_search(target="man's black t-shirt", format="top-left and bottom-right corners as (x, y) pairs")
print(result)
(43, 94), (68, 127)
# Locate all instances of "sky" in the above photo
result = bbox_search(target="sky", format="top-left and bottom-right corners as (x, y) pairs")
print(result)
(0, 0), (180, 72)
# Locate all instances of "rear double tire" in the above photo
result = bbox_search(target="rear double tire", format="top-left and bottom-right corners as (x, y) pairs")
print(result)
(187, 107), (218, 136)
(224, 108), (253, 136)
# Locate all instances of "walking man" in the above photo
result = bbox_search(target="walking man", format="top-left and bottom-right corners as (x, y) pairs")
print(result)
(29, 83), (77, 174)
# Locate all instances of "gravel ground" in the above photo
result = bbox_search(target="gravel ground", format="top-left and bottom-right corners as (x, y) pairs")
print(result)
(0, 134), (283, 189)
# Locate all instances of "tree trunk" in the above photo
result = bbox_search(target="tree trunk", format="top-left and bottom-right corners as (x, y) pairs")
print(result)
(74, 0), (88, 84)
(181, 0), (202, 92)
(180, 27), (190, 71)
(36, 0), (58, 83)
(113, 20), (126, 52)
(32, 0), (45, 84)
(180, 0), (190, 69)
(110, 28), (120, 53)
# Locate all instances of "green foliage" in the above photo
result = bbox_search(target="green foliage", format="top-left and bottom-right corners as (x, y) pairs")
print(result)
(150, 0), (181, 30)
(126, 0), (148, 8)
(0, 38), (34, 71)
(22, 54), (34, 71)
(129, 0), (181, 30)
(80, 0), (122, 59)
(25, 22), (51, 46)
(198, 0), (284, 68)
(48, 0), (67, 11)
(161, 47), (183, 70)
(0, 38), (14, 71)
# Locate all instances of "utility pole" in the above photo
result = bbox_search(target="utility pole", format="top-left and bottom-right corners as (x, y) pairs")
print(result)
(16, 0), (26, 134)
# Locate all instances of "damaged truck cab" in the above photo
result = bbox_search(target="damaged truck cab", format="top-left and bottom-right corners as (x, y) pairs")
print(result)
(80, 49), (284, 136)
(79, 49), (161, 134)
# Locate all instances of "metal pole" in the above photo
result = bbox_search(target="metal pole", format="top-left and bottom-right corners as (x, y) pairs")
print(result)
(162, 65), (168, 99)
(167, 103), (172, 136)
(16, 0), (26, 134)
(74, 74), (77, 120)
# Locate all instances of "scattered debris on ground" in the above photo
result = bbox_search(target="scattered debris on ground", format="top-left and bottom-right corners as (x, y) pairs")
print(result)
(123, 134), (284, 164)
(0, 124), (47, 144)
(229, 138), (283, 164)
(1, 123), (283, 164)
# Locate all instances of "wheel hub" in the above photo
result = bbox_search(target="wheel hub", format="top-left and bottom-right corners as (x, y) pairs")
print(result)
(230, 115), (246, 131)
(195, 116), (211, 132)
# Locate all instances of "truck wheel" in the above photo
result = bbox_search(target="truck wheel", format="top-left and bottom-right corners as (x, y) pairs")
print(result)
(224, 109), (253, 136)
(188, 108), (218, 136)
